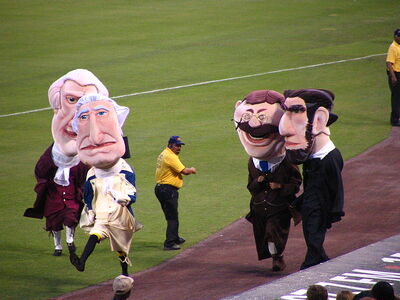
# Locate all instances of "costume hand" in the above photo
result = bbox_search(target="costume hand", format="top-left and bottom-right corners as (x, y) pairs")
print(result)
(88, 210), (95, 223)
(269, 182), (282, 190)
(257, 175), (265, 183)
(109, 189), (130, 207)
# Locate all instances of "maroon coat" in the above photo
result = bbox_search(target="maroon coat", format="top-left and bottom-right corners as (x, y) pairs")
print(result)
(24, 145), (88, 220)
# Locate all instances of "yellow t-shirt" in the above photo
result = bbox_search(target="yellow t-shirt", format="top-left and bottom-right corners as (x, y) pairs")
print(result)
(386, 41), (400, 72)
(155, 147), (185, 188)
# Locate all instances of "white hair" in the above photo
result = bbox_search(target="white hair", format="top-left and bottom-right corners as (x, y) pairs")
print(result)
(71, 94), (129, 133)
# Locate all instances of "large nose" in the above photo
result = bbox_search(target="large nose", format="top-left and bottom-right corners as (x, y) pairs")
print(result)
(279, 114), (295, 137)
(88, 115), (103, 145)
(248, 115), (262, 127)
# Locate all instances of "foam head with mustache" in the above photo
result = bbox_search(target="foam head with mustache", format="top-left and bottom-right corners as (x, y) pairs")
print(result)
(72, 94), (129, 169)
(233, 90), (285, 160)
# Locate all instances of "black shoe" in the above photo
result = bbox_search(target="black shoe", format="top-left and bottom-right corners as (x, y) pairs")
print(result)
(67, 242), (76, 253)
(163, 244), (181, 251)
(53, 249), (62, 256)
(392, 122), (400, 127)
(69, 252), (85, 272)
(175, 237), (186, 245)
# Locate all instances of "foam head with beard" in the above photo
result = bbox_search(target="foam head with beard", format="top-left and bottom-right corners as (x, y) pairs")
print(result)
(233, 90), (285, 161)
(279, 89), (338, 164)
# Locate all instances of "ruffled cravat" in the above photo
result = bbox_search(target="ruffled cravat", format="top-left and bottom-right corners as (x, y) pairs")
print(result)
(51, 143), (80, 186)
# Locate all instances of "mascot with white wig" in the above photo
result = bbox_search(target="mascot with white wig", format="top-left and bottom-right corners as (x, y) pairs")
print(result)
(24, 69), (108, 257)
(69, 94), (137, 276)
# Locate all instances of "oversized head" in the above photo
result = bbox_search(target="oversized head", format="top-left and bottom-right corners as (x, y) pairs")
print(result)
(233, 90), (286, 160)
(279, 88), (337, 164)
(48, 69), (109, 157)
(72, 94), (129, 169)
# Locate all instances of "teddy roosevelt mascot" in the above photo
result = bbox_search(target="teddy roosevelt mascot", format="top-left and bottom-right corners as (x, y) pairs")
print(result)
(69, 93), (137, 276)
(233, 90), (302, 272)
(279, 88), (344, 270)
(24, 69), (109, 257)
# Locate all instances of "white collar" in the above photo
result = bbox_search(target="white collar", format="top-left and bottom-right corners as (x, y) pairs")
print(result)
(252, 155), (284, 172)
(311, 141), (335, 160)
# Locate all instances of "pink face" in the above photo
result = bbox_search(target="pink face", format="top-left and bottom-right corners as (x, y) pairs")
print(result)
(279, 97), (309, 150)
(234, 101), (285, 160)
(76, 100), (125, 169)
(51, 80), (98, 156)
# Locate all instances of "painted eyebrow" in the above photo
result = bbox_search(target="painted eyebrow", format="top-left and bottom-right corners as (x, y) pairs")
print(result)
(77, 108), (89, 118)
(283, 104), (306, 112)
(93, 105), (110, 111)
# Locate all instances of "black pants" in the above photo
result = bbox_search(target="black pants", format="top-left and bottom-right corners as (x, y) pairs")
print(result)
(300, 210), (329, 270)
(387, 71), (400, 124)
(155, 184), (180, 247)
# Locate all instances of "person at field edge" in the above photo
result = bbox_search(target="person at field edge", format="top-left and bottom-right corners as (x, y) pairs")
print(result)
(279, 88), (344, 270)
(111, 275), (134, 300)
(69, 94), (138, 276)
(155, 136), (196, 250)
(24, 69), (108, 257)
(386, 29), (400, 126)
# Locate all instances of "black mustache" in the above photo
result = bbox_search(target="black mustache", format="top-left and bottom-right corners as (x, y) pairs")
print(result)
(237, 122), (279, 137)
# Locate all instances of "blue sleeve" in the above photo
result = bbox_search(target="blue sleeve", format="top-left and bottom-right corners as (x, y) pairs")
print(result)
(121, 170), (136, 204)
(84, 176), (95, 210)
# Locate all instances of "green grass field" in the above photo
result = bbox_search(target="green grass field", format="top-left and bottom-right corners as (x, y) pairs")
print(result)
(0, 0), (398, 299)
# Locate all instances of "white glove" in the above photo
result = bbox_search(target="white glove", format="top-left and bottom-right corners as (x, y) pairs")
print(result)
(109, 189), (131, 207)
(88, 210), (95, 223)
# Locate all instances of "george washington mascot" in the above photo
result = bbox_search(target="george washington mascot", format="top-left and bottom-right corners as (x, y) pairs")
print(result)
(233, 90), (302, 272)
(279, 88), (344, 270)
(69, 94), (139, 276)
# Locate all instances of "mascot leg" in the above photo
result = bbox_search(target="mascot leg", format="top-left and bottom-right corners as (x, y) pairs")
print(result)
(70, 234), (99, 272)
(118, 251), (129, 276)
(52, 230), (62, 256)
(65, 226), (76, 253)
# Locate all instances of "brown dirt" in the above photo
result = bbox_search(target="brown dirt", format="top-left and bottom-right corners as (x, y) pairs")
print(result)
(53, 127), (400, 300)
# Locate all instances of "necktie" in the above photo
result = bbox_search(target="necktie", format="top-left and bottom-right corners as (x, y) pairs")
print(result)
(259, 161), (269, 172)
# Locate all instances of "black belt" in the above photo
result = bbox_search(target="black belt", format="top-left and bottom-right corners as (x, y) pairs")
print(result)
(156, 183), (179, 190)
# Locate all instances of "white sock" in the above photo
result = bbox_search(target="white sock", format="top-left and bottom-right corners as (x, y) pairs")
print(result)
(66, 226), (75, 244)
(268, 242), (277, 255)
(53, 231), (62, 250)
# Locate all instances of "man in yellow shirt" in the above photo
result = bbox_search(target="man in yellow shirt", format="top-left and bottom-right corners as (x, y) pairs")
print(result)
(155, 136), (196, 250)
(386, 29), (400, 126)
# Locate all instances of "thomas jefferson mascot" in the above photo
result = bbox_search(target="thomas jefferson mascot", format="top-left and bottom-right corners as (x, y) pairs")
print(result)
(24, 69), (108, 256)
(233, 90), (302, 271)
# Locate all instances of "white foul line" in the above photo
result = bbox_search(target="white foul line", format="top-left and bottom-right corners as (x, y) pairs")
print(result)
(0, 53), (385, 118)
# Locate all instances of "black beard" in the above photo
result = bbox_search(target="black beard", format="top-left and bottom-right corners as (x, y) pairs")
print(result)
(237, 122), (279, 139)
(285, 123), (314, 165)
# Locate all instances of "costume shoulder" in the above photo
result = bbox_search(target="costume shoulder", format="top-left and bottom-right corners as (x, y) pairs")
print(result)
(34, 145), (56, 178)
(120, 158), (134, 173)
(86, 167), (96, 179)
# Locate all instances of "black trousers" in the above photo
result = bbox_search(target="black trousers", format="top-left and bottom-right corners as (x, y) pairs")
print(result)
(155, 184), (180, 247)
(387, 71), (400, 123)
(300, 210), (329, 270)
